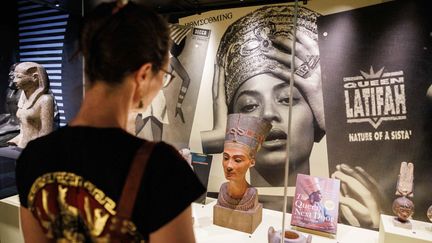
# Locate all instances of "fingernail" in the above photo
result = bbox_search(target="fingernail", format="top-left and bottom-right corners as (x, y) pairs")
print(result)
(341, 164), (350, 171)
(355, 166), (364, 172)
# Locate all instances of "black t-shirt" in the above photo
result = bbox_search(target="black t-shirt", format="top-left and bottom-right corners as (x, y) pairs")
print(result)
(16, 126), (205, 240)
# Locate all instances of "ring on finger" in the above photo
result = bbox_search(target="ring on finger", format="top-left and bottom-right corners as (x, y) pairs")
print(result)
(294, 55), (320, 78)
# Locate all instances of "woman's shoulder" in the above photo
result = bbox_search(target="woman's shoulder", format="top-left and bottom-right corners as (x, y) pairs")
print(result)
(148, 141), (186, 167)
(151, 141), (177, 154)
(143, 141), (200, 186)
(25, 126), (143, 151)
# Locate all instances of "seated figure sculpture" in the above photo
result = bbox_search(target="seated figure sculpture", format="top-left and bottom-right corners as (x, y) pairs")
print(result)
(0, 64), (22, 146)
(214, 113), (271, 233)
(8, 62), (54, 148)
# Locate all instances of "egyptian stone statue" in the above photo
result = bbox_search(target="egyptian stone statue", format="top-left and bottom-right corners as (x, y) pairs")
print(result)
(8, 62), (54, 148)
(392, 162), (415, 226)
(217, 114), (271, 210)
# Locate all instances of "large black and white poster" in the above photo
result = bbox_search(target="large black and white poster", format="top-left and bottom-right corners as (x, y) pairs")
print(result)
(318, 0), (432, 227)
(179, 0), (384, 217)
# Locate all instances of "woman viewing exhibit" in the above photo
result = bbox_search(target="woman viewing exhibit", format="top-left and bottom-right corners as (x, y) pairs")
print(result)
(200, 5), (382, 229)
(15, 1), (205, 242)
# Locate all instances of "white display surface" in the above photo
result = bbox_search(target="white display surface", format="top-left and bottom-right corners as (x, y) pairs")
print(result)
(378, 214), (432, 243)
(8, 196), (425, 243)
(193, 200), (378, 243)
(0, 195), (24, 243)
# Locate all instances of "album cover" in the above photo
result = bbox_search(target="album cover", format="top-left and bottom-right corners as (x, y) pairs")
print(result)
(291, 174), (340, 235)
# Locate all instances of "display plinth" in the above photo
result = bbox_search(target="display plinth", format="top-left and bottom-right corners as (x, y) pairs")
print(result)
(379, 214), (432, 243)
(213, 203), (262, 234)
(392, 217), (412, 229)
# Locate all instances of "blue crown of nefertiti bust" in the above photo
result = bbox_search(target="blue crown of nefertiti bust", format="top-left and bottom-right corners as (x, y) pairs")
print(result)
(225, 114), (272, 157)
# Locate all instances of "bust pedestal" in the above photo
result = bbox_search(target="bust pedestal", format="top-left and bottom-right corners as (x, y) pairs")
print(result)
(379, 214), (432, 243)
(213, 203), (262, 234)
(213, 182), (263, 233)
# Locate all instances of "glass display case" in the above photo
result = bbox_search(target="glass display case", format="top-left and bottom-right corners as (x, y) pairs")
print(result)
(1, 0), (432, 243)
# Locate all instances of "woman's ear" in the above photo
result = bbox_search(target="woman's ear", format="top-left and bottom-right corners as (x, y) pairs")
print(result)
(134, 63), (153, 87)
(132, 63), (153, 104)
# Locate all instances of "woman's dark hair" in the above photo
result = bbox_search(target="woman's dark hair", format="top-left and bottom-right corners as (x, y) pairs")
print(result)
(80, 1), (170, 85)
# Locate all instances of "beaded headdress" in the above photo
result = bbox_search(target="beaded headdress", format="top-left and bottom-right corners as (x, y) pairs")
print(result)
(217, 5), (320, 105)
(224, 114), (272, 158)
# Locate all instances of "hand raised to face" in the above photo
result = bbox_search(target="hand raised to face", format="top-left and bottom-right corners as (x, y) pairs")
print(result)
(332, 164), (384, 229)
(263, 31), (325, 135)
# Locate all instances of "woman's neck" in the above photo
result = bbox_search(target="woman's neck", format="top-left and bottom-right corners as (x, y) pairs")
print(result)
(227, 179), (249, 199)
(69, 81), (134, 129)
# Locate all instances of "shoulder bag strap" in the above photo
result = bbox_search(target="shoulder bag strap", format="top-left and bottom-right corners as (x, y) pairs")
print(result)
(117, 141), (155, 219)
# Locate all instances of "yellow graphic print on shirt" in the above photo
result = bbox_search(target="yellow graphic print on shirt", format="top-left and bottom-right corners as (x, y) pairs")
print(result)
(28, 172), (144, 242)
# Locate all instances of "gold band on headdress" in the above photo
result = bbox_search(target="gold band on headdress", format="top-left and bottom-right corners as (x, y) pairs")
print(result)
(217, 5), (320, 106)
(224, 114), (272, 158)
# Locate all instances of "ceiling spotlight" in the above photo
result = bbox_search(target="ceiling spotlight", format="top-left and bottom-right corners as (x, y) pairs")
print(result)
(53, 1), (60, 7)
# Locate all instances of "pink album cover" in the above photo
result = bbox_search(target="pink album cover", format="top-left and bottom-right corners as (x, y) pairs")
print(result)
(291, 174), (340, 235)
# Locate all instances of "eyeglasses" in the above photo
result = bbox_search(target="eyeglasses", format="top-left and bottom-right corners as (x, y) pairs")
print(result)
(160, 68), (175, 87)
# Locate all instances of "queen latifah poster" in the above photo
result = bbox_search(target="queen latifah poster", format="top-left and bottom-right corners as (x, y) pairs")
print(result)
(318, 0), (432, 227)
